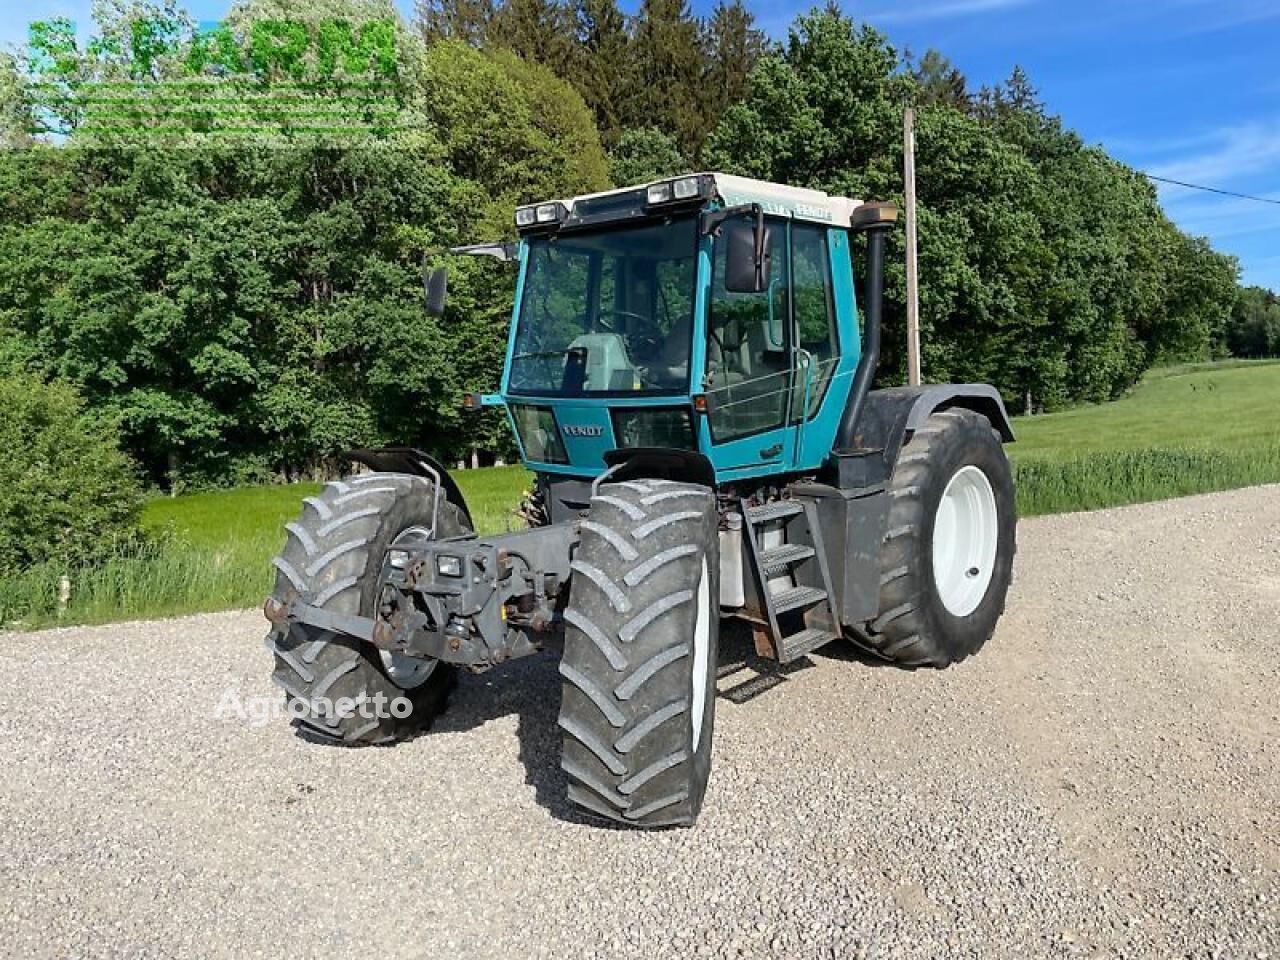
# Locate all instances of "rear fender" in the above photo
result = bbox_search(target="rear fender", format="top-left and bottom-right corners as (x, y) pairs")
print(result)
(852, 385), (1014, 479)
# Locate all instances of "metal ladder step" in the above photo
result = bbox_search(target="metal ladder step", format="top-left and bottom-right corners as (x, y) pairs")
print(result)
(779, 627), (840, 663)
(771, 585), (828, 615)
(759, 543), (816, 577)
(745, 500), (805, 525)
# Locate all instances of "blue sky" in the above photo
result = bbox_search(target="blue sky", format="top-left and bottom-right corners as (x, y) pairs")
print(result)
(3, 0), (1277, 290)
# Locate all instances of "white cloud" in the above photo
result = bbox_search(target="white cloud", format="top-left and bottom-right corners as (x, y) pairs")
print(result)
(1167, 0), (1280, 36)
(861, 0), (1032, 25)
(1149, 121), (1280, 191)
(1139, 119), (1280, 290)
(1162, 194), (1280, 242)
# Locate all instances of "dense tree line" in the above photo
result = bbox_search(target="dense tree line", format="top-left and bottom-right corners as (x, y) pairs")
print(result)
(0, 0), (1252, 489)
(1224, 287), (1280, 358)
(418, 0), (766, 157)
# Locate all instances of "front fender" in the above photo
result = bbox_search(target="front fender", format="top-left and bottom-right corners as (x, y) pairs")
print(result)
(602, 447), (717, 488)
(344, 446), (475, 530)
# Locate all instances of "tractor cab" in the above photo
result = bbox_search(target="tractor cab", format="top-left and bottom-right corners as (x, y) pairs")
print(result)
(497, 174), (866, 484)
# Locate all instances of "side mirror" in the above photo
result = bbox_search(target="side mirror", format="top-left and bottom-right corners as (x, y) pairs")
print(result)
(424, 266), (448, 317)
(723, 217), (772, 294)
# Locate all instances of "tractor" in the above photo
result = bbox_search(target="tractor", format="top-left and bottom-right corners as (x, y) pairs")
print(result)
(264, 173), (1017, 828)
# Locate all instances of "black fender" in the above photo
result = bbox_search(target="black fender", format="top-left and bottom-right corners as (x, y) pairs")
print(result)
(602, 447), (716, 489)
(345, 446), (474, 530)
(849, 384), (1014, 479)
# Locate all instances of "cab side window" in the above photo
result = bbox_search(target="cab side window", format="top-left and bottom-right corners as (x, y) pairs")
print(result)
(790, 224), (838, 419)
(706, 218), (791, 442)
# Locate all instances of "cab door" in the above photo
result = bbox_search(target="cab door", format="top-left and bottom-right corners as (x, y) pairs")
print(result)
(787, 223), (846, 471)
(702, 214), (796, 480)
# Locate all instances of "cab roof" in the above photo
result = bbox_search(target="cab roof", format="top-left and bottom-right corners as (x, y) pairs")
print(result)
(561, 173), (863, 228)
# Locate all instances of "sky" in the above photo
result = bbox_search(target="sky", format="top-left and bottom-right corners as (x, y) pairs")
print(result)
(3, 0), (1277, 290)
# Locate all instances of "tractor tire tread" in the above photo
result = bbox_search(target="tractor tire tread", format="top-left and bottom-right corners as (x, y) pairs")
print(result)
(267, 472), (465, 745)
(558, 482), (719, 828)
(855, 409), (1016, 669)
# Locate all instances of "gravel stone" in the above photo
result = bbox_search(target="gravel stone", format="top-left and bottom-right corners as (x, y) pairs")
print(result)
(1, 486), (1278, 959)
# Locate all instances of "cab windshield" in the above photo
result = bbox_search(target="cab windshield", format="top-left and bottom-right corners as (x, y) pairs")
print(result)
(508, 218), (698, 396)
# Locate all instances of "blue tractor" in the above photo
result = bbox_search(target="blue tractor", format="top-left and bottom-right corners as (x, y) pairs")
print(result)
(265, 173), (1017, 828)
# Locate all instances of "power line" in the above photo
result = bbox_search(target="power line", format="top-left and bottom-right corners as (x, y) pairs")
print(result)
(1142, 173), (1280, 207)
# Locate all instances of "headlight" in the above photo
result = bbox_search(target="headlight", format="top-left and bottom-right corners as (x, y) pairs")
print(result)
(510, 404), (569, 464)
(436, 555), (463, 578)
(646, 176), (707, 207)
(671, 176), (700, 199)
(516, 201), (567, 229)
(611, 407), (696, 450)
(646, 181), (673, 205)
(535, 202), (564, 223)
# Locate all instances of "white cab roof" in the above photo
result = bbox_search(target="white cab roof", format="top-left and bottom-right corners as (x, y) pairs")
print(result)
(707, 174), (862, 225)
(562, 173), (863, 227)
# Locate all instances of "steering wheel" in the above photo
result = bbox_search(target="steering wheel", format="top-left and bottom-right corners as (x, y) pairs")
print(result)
(594, 308), (648, 333)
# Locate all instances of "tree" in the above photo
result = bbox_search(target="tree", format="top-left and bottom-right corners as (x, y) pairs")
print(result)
(625, 0), (705, 159)
(0, 54), (33, 147)
(1225, 286), (1280, 358)
(609, 126), (686, 184)
(706, 8), (1240, 409)
(571, 0), (631, 143)
(911, 49), (968, 110)
(700, 0), (767, 125)
(415, 0), (496, 45)
(490, 0), (578, 76)
(0, 372), (142, 571)
(1, 5), (611, 485)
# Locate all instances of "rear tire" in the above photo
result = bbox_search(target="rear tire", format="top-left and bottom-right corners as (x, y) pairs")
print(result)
(266, 473), (469, 744)
(861, 409), (1016, 668)
(558, 480), (720, 828)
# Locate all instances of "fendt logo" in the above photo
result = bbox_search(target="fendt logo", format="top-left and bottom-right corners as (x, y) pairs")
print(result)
(562, 424), (605, 438)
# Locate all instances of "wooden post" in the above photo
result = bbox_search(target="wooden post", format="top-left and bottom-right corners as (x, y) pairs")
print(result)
(904, 105), (922, 387)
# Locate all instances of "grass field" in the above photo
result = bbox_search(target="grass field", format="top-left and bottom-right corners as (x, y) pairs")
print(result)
(1012, 359), (1280, 514)
(3, 360), (1277, 628)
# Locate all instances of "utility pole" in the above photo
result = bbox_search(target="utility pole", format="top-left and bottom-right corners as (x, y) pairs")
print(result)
(903, 105), (922, 386)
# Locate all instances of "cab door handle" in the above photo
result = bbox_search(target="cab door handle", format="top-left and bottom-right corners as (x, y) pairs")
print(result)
(759, 443), (782, 459)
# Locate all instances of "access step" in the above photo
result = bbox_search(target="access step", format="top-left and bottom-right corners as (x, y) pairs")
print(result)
(771, 585), (828, 615)
(745, 500), (805, 525)
(779, 627), (839, 663)
(759, 543), (816, 577)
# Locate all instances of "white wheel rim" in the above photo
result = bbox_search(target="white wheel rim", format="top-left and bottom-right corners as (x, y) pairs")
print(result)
(690, 557), (711, 751)
(931, 465), (999, 618)
(381, 527), (440, 690)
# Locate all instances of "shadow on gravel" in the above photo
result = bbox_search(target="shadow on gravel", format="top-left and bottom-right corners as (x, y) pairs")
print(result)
(401, 621), (838, 826)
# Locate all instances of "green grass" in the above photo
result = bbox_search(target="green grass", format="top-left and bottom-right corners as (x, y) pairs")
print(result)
(1, 467), (531, 630)
(1012, 359), (1280, 460)
(138, 465), (531, 551)
(1009, 359), (1280, 515)
(4, 362), (1278, 629)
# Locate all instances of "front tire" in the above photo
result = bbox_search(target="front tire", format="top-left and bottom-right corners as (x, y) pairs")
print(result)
(558, 480), (720, 828)
(862, 409), (1016, 668)
(266, 473), (470, 744)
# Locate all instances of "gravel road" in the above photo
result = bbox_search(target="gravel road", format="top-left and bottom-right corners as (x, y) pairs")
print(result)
(2, 487), (1278, 959)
